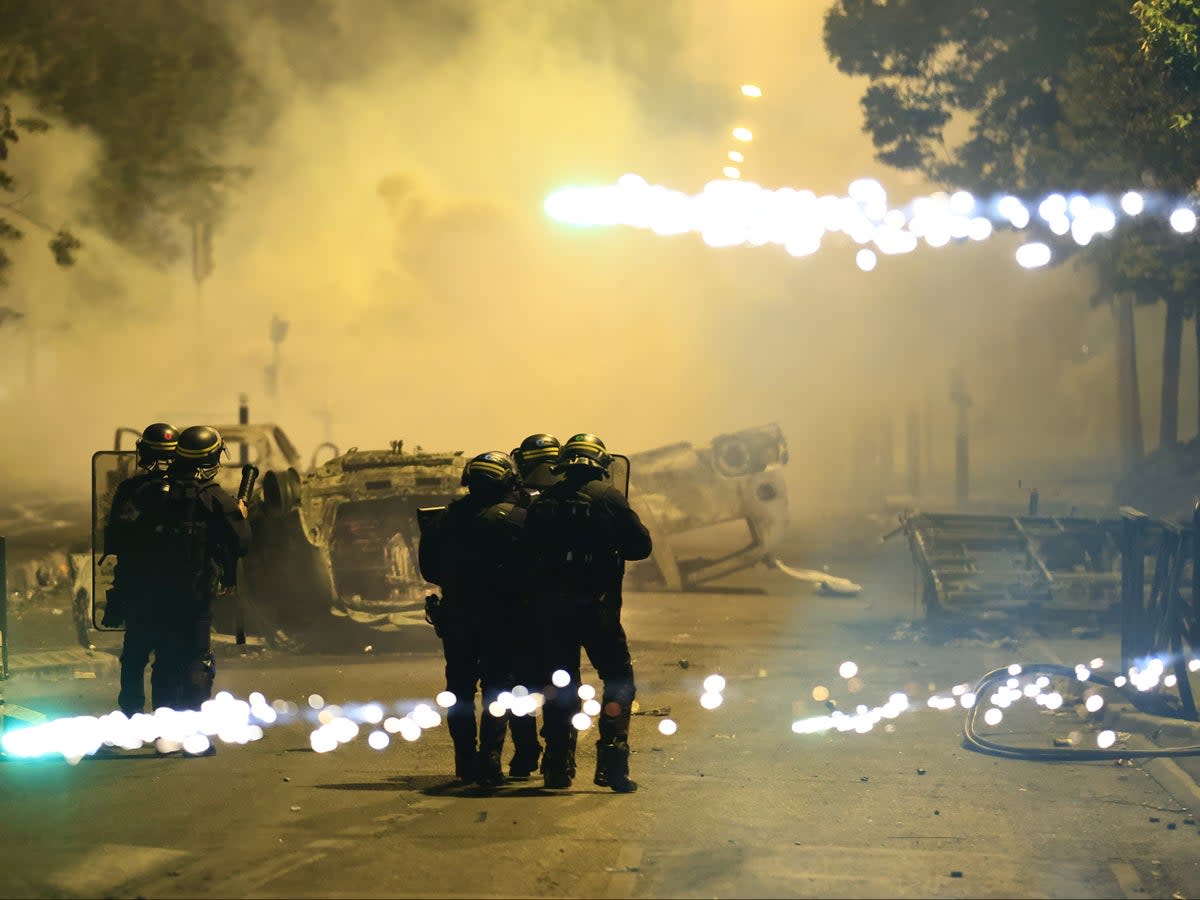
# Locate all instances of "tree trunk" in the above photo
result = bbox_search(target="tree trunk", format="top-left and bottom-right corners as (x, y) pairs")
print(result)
(1195, 311), (1200, 440)
(1115, 292), (1144, 470)
(1161, 297), (1184, 449)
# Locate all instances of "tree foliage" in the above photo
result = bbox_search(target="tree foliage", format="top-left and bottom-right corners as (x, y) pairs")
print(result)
(0, 101), (78, 287)
(824, 0), (1200, 450)
(823, 0), (1200, 303)
(1132, 0), (1200, 128)
(0, 0), (264, 267)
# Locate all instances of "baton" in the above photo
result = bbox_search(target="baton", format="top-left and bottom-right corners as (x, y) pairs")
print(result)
(234, 464), (259, 645)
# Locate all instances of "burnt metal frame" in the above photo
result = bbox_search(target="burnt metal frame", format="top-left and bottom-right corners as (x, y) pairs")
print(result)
(1118, 506), (1199, 720)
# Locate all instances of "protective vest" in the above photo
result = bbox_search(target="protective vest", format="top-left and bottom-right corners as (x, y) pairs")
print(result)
(123, 477), (215, 578)
(525, 484), (621, 594)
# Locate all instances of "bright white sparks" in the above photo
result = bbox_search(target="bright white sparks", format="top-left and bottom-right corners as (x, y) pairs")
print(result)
(577, 684), (597, 701)
(732, 127), (753, 142)
(1097, 729), (1117, 749)
(741, 84), (762, 98)
(856, 249), (877, 271)
(545, 177), (1194, 273)
(1121, 191), (1144, 216)
(551, 669), (571, 688)
(1170, 207), (1197, 233)
(1016, 242), (1052, 269)
(703, 674), (727, 693)
(727, 150), (744, 163)
(839, 661), (859, 679)
(658, 718), (678, 736)
(984, 708), (1003, 726)
(571, 712), (593, 731)
(700, 691), (724, 710)
(435, 691), (457, 708)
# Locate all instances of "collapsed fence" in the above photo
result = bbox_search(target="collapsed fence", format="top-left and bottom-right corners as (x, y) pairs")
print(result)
(898, 506), (1200, 721)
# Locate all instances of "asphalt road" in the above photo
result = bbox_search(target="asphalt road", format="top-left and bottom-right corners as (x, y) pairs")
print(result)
(3, 520), (1200, 899)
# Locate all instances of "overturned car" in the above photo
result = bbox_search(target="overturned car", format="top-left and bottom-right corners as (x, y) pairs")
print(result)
(89, 424), (791, 652)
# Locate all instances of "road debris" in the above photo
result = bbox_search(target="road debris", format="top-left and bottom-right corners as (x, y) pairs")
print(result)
(632, 706), (671, 717)
(770, 558), (863, 596)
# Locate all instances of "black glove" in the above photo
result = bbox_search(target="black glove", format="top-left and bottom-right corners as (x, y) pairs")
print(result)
(424, 593), (444, 638)
(102, 587), (126, 628)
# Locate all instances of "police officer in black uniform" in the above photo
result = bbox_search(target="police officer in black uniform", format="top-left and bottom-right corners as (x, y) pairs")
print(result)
(102, 422), (178, 716)
(524, 433), (652, 793)
(105, 425), (250, 735)
(502, 433), (565, 779)
(418, 451), (529, 787)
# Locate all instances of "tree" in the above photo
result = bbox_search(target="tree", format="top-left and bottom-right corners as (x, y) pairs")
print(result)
(0, 101), (78, 288)
(825, 1), (1200, 463)
(0, 0), (263, 267)
(1133, 0), (1200, 128)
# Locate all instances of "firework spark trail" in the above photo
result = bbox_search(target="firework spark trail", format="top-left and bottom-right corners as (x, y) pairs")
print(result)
(3, 653), (1193, 762)
(0, 666), (722, 763)
(544, 175), (1197, 271)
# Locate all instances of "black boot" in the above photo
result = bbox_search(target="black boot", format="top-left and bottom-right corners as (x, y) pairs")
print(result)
(509, 745), (542, 780)
(476, 750), (504, 788)
(593, 739), (609, 788)
(596, 738), (638, 793)
(454, 747), (478, 783)
(541, 747), (573, 789)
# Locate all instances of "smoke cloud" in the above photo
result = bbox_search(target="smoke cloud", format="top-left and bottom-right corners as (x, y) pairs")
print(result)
(0, 0), (1178, 513)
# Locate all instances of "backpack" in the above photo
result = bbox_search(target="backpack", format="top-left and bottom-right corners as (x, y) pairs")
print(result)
(126, 477), (211, 576)
(525, 486), (615, 591)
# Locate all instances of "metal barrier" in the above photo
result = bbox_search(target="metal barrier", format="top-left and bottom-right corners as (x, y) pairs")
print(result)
(1118, 505), (1200, 720)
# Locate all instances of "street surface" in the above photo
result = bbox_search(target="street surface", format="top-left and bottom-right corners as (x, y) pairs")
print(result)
(2, 516), (1199, 899)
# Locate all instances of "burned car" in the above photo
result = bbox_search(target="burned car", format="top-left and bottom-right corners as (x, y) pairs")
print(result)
(236, 441), (467, 650)
(88, 424), (791, 652)
(624, 423), (790, 590)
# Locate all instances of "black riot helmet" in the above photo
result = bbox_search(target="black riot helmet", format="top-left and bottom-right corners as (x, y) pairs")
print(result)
(461, 450), (517, 494)
(559, 433), (612, 472)
(172, 425), (227, 481)
(135, 422), (179, 471)
(512, 433), (561, 477)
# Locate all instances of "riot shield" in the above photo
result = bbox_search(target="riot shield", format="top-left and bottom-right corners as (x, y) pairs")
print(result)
(91, 450), (138, 630)
(609, 453), (631, 498)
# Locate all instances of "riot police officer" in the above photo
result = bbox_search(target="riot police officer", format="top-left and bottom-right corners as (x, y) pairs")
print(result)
(418, 451), (530, 787)
(105, 425), (250, 739)
(502, 433), (566, 779)
(524, 433), (652, 792)
(103, 422), (178, 716)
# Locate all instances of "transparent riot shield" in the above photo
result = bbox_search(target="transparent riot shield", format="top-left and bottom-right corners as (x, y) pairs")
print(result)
(609, 453), (631, 498)
(91, 450), (138, 630)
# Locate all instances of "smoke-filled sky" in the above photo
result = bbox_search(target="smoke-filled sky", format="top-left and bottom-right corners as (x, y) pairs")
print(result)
(0, 0), (1188, 507)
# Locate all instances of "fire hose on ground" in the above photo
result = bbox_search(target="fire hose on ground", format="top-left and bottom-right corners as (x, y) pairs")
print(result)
(963, 663), (1200, 761)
